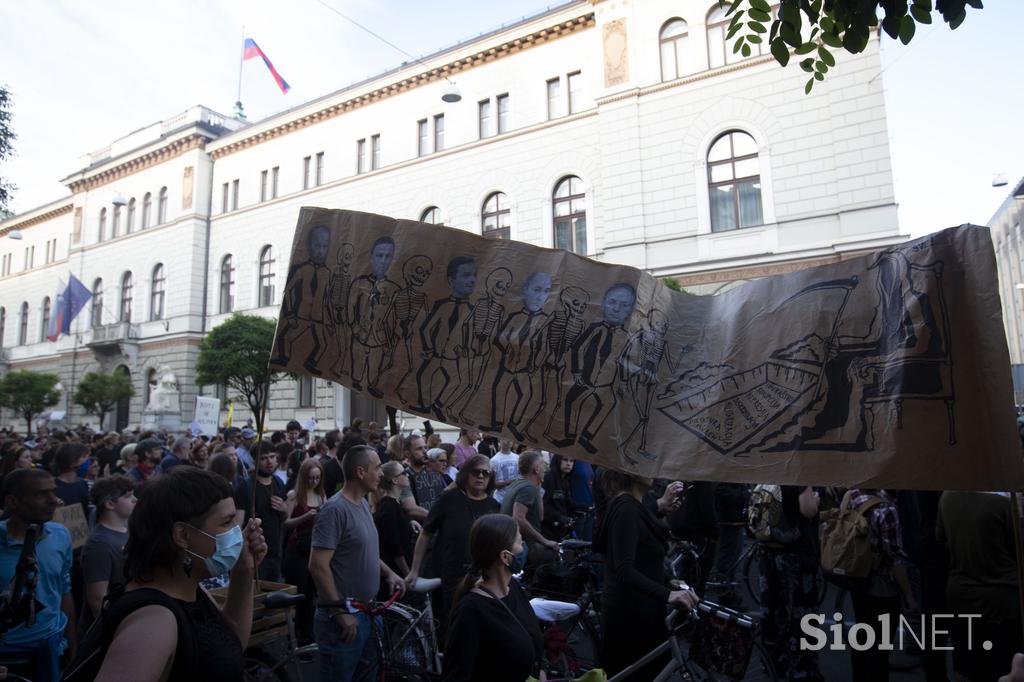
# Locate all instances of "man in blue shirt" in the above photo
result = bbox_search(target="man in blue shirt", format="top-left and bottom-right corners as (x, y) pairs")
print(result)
(568, 459), (595, 541)
(0, 468), (75, 681)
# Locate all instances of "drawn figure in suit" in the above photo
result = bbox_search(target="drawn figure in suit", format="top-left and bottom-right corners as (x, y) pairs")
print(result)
(347, 236), (399, 398)
(327, 242), (354, 375)
(412, 256), (477, 421)
(272, 224), (332, 373)
(388, 255), (434, 403)
(617, 308), (672, 462)
(449, 267), (513, 423)
(479, 272), (553, 441)
(551, 283), (637, 454)
(528, 286), (590, 443)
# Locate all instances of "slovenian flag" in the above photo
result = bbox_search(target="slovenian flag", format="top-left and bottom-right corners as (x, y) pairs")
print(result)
(243, 38), (291, 94)
(47, 274), (92, 341)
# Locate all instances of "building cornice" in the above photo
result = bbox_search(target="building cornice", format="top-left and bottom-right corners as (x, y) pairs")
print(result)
(0, 203), (73, 237)
(209, 13), (595, 160)
(64, 134), (209, 194)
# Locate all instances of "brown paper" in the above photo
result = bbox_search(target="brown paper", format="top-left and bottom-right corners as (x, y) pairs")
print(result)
(270, 208), (1024, 491)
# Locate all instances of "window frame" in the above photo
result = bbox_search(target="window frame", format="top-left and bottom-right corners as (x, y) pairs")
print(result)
(420, 206), (442, 225)
(433, 114), (445, 152)
(150, 264), (166, 321)
(417, 119), (429, 157)
(567, 71), (582, 114)
(142, 192), (152, 229)
(231, 179), (240, 210)
(496, 94), (510, 134)
(357, 138), (366, 174)
(552, 175), (588, 255)
(481, 191), (511, 240)
(659, 18), (689, 82)
(303, 156), (312, 190)
(260, 170), (268, 202)
(40, 297), (51, 342)
(297, 375), (315, 408)
(478, 99), (492, 139)
(157, 187), (168, 224)
(99, 207), (107, 242)
(546, 77), (561, 120)
(120, 271), (133, 322)
(91, 279), (104, 328)
(371, 134), (381, 170)
(18, 302), (28, 345)
(706, 130), (764, 233)
(315, 152), (324, 186)
(258, 245), (276, 307)
(219, 254), (235, 314)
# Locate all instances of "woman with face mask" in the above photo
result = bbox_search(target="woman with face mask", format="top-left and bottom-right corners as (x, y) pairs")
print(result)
(442, 514), (544, 682)
(77, 466), (267, 681)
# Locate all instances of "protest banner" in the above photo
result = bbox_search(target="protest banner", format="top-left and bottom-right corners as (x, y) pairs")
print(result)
(269, 208), (1024, 491)
(53, 504), (89, 550)
(192, 396), (221, 436)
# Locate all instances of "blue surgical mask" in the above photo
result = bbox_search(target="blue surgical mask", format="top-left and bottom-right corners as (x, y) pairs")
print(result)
(504, 548), (526, 575)
(187, 524), (243, 576)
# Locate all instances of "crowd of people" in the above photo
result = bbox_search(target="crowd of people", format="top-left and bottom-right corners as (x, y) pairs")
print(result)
(0, 420), (1021, 681)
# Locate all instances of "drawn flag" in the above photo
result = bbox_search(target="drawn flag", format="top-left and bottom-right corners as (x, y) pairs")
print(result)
(243, 38), (291, 94)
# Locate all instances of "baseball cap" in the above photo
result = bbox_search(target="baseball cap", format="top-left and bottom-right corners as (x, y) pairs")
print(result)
(240, 427), (257, 439)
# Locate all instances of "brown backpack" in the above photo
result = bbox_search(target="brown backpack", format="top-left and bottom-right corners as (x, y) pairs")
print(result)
(820, 491), (883, 579)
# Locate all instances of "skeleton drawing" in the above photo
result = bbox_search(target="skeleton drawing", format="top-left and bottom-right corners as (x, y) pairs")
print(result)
(327, 242), (354, 375)
(526, 286), (590, 443)
(272, 225), (332, 373)
(347, 236), (400, 398)
(411, 256), (477, 421)
(550, 283), (637, 454)
(617, 308), (673, 462)
(388, 255), (434, 403)
(479, 272), (553, 441)
(448, 267), (513, 422)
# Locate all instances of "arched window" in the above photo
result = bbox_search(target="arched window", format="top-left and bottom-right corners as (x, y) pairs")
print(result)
(91, 279), (104, 327)
(120, 271), (133, 322)
(420, 206), (442, 225)
(98, 208), (107, 242)
(659, 18), (689, 81)
(707, 5), (766, 68)
(150, 264), (165, 320)
(157, 187), (168, 224)
(220, 255), (235, 314)
(259, 246), (275, 307)
(142, 192), (152, 229)
(0, 306), (6, 347)
(707, 130), (763, 232)
(40, 297), (51, 342)
(111, 205), (121, 239)
(126, 198), (136, 234)
(481, 192), (511, 240)
(552, 176), (587, 255)
(18, 302), (28, 345)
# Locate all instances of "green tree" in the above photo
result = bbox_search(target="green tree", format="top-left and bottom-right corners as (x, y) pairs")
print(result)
(73, 370), (134, 428)
(0, 370), (61, 436)
(0, 85), (15, 217)
(723, 0), (983, 92)
(195, 314), (291, 434)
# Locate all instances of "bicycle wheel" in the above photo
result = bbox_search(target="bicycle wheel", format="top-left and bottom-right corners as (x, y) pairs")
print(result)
(559, 608), (602, 673)
(243, 647), (293, 682)
(380, 605), (434, 679)
(682, 639), (778, 682)
(742, 545), (761, 606)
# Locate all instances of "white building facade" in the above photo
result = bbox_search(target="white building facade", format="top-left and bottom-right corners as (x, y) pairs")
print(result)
(989, 177), (1024, 401)
(0, 0), (904, 432)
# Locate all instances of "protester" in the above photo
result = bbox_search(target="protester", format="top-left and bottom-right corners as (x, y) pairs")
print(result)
(93, 433), (122, 478)
(442, 514), (543, 682)
(309, 445), (405, 682)
(542, 454), (578, 540)
(711, 482), (749, 603)
(75, 467), (267, 681)
(406, 434), (446, 512)
(425, 448), (454, 486)
(52, 443), (91, 515)
(665, 480), (718, 596)
(489, 438), (519, 504)
(273, 442), (293, 486)
(440, 443), (459, 481)
(111, 443), (137, 476)
(938, 490), (1019, 682)
(234, 442), (287, 581)
(158, 436), (191, 474)
(406, 453), (499, 641)
(320, 429), (345, 498)
(500, 450), (558, 569)
(0, 469), (75, 681)
(283, 458), (326, 646)
(127, 439), (162, 488)
(596, 469), (699, 679)
(190, 441), (210, 469)
(236, 428), (257, 476)
(384, 435), (404, 466)
(0, 444), (34, 483)
(452, 429), (478, 469)
(79, 475), (135, 637)
(374, 461), (415, 586)
(208, 452), (239, 487)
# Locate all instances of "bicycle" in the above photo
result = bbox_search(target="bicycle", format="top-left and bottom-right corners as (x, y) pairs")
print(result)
(607, 601), (778, 682)
(242, 590), (319, 682)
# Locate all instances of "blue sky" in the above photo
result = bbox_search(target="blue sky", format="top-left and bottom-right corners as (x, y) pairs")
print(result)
(1, 0), (1020, 238)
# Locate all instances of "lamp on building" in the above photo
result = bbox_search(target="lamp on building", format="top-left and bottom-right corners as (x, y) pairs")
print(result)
(994, 173), (1009, 188)
(111, 194), (128, 207)
(6, 229), (23, 240)
(441, 81), (462, 103)
(1015, 283), (1024, 290)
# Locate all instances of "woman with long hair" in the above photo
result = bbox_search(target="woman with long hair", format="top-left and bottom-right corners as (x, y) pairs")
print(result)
(0, 445), (34, 477)
(595, 470), (699, 678)
(283, 458), (325, 644)
(405, 453), (499, 642)
(190, 442), (210, 469)
(374, 461), (414, 579)
(542, 454), (578, 540)
(443, 514), (543, 681)
(80, 467), (267, 681)
(385, 434), (404, 465)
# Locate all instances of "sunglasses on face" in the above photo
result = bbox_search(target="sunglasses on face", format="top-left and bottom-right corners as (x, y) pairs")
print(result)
(470, 468), (492, 478)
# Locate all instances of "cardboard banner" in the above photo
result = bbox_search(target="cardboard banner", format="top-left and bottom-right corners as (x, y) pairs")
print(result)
(269, 208), (1024, 491)
(53, 504), (89, 550)
(192, 396), (221, 436)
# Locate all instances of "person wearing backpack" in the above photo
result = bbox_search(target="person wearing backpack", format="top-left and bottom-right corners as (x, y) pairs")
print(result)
(66, 466), (267, 681)
(758, 485), (823, 682)
(844, 488), (916, 682)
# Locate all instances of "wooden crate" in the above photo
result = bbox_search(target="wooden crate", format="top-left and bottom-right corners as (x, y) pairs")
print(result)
(209, 580), (297, 648)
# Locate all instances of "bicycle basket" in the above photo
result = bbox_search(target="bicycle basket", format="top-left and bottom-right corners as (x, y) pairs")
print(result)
(688, 606), (756, 681)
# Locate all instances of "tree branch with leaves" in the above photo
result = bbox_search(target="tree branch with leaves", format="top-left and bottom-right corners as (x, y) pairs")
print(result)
(73, 370), (134, 428)
(0, 370), (61, 436)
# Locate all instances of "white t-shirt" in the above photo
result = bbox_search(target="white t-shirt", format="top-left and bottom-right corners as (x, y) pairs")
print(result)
(490, 452), (521, 504)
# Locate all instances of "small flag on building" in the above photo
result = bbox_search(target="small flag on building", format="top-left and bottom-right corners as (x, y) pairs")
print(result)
(243, 38), (291, 94)
(48, 274), (92, 341)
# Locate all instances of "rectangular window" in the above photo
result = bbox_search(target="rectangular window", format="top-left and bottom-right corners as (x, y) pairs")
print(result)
(221, 182), (229, 213)
(478, 99), (492, 139)
(434, 114), (445, 152)
(231, 179), (239, 210)
(417, 119), (428, 157)
(497, 94), (510, 134)
(298, 375), (315, 408)
(303, 156), (311, 190)
(357, 138), (366, 174)
(271, 166), (279, 199)
(568, 71), (582, 114)
(371, 134), (381, 170)
(546, 77), (561, 120)
(315, 152), (324, 186)
(260, 170), (268, 202)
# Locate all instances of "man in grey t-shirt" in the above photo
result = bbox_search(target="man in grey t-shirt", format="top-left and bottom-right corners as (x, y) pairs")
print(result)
(309, 445), (405, 681)
(500, 450), (558, 568)
(80, 475), (135, 638)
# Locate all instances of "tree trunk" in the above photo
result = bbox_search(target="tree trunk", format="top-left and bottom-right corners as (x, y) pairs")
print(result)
(23, 412), (33, 438)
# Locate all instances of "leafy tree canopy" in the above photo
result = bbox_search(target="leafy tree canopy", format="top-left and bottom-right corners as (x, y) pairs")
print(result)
(0, 85), (15, 217)
(73, 370), (134, 425)
(724, 0), (983, 92)
(0, 370), (61, 436)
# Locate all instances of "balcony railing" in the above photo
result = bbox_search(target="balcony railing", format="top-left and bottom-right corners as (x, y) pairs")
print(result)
(87, 322), (139, 347)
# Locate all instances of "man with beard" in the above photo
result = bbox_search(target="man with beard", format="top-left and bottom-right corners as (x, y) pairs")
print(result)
(234, 442), (288, 581)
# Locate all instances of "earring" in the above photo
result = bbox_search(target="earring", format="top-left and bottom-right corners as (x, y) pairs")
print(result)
(182, 555), (193, 578)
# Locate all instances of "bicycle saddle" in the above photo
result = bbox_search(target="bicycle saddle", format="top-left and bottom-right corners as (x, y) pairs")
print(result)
(264, 590), (306, 609)
(412, 577), (442, 593)
(560, 539), (591, 551)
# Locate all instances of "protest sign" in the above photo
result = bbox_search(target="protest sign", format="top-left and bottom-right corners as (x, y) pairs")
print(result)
(193, 396), (221, 436)
(54, 504), (89, 550)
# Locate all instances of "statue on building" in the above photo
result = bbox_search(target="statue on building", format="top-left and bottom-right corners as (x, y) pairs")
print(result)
(142, 365), (182, 430)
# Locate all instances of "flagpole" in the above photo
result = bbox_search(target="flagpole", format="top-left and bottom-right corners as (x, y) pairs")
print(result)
(236, 25), (246, 112)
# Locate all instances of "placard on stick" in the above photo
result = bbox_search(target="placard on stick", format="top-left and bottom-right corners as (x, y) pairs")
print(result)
(53, 504), (89, 550)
